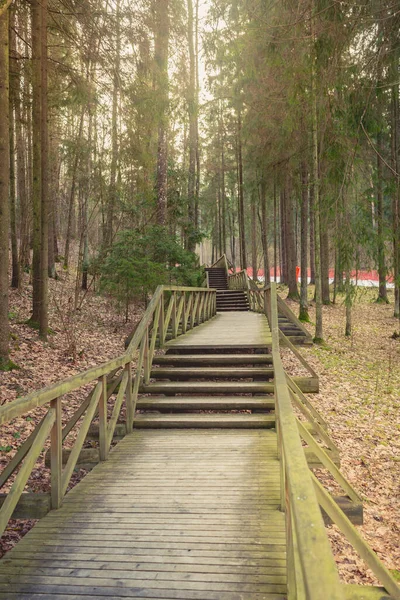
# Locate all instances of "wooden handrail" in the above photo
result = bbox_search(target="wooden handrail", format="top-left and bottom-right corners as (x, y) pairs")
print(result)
(209, 254), (230, 275)
(0, 284), (217, 535)
(270, 283), (343, 599)
(269, 283), (400, 598)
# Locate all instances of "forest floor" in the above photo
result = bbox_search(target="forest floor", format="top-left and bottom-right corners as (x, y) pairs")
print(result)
(282, 285), (400, 587)
(0, 268), (144, 556)
(0, 274), (399, 589)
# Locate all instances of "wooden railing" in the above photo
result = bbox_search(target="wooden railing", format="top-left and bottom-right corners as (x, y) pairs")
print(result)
(0, 285), (216, 537)
(267, 283), (400, 599)
(228, 269), (249, 290)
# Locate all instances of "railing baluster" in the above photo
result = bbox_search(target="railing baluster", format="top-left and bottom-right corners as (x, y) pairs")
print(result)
(98, 375), (108, 462)
(50, 397), (62, 510)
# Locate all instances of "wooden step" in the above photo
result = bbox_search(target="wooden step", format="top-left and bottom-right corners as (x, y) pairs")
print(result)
(133, 413), (276, 428)
(153, 354), (273, 365)
(150, 367), (274, 379)
(140, 381), (274, 394)
(140, 377), (318, 394)
(137, 396), (275, 410)
(218, 307), (249, 311)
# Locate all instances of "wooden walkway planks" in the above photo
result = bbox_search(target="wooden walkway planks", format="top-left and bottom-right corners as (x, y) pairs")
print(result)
(0, 429), (286, 599)
(166, 311), (272, 349)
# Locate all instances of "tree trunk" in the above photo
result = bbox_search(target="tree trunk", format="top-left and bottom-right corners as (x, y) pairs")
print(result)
(283, 181), (299, 300)
(309, 182), (315, 284)
(64, 109), (84, 269)
(155, 0), (169, 226)
(30, 0), (42, 325)
(280, 188), (287, 284)
(47, 126), (57, 278)
(186, 0), (196, 251)
(299, 162), (309, 321)
(311, 5), (323, 342)
(237, 109), (246, 270)
(345, 270), (352, 337)
(273, 180), (277, 283)
(9, 7), (19, 289)
(376, 131), (388, 302)
(0, 7), (10, 366)
(320, 221), (330, 304)
(16, 9), (29, 273)
(105, 0), (120, 248)
(194, 0), (200, 231)
(39, 0), (48, 339)
(260, 177), (270, 285)
(251, 191), (258, 281)
(390, 46), (399, 318)
(220, 106), (226, 255)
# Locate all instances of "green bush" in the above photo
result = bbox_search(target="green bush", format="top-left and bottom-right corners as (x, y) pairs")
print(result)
(99, 226), (203, 318)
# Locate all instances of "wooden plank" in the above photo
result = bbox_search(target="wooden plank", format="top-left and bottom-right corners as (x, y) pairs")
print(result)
(154, 354), (273, 365)
(136, 396), (275, 410)
(150, 367), (274, 379)
(0, 493), (51, 520)
(133, 414), (276, 428)
(0, 428), (286, 598)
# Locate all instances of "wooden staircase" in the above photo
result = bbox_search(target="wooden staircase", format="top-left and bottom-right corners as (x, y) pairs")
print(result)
(205, 267), (228, 289)
(137, 348), (275, 429)
(216, 290), (249, 311)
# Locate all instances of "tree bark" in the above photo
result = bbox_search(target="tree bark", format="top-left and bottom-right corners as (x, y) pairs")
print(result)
(39, 0), (49, 339)
(283, 180), (299, 300)
(237, 109), (246, 269)
(31, 0), (42, 324)
(155, 0), (169, 226)
(0, 7), (10, 365)
(309, 182), (315, 284)
(9, 7), (19, 289)
(376, 131), (388, 302)
(299, 162), (309, 321)
(186, 0), (196, 251)
(273, 179), (277, 283)
(320, 220), (330, 304)
(311, 4), (323, 341)
(260, 177), (270, 284)
(251, 191), (258, 281)
(64, 109), (84, 269)
(390, 46), (399, 318)
(280, 188), (287, 284)
(105, 0), (120, 248)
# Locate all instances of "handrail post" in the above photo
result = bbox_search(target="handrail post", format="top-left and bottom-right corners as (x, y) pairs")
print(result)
(125, 362), (133, 433)
(98, 375), (108, 461)
(50, 397), (62, 509)
(159, 291), (165, 347)
(182, 293), (187, 334)
(143, 327), (150, 383)
(172, 292), (177, 338)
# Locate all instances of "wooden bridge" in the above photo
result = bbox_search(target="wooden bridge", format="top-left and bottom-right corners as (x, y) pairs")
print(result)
(0, 259), (398, 599)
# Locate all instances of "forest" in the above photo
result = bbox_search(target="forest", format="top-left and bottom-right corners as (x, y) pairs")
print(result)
(0, 0), (399, 367)
(0, 0), (399, 590)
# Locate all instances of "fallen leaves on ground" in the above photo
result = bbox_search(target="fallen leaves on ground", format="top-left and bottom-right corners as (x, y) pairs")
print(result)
(282, 286), (400, 586)
(0, 267), (144, 556)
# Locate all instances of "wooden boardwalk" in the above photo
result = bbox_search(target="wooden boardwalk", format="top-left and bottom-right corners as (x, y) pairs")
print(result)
(166, 311), (272, 349)
(0, 429), (286, 599)
(1, 281), (399, 599)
